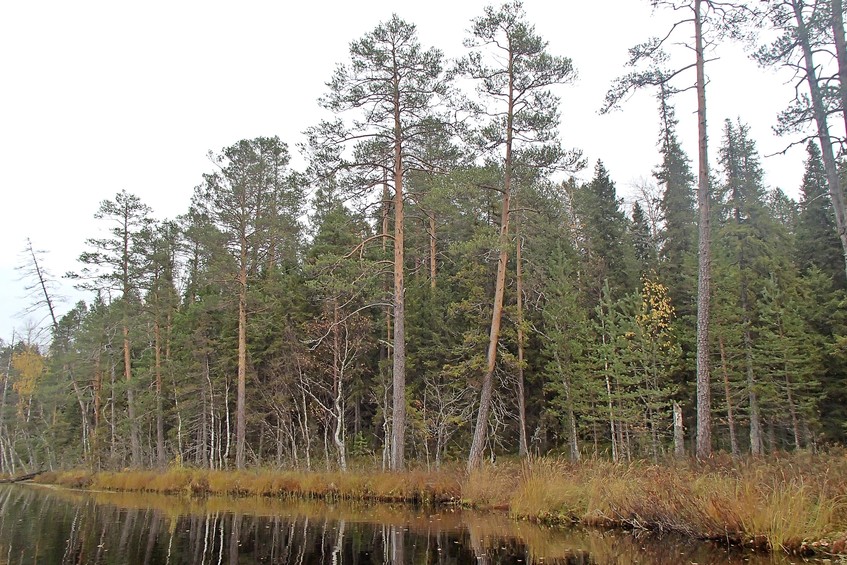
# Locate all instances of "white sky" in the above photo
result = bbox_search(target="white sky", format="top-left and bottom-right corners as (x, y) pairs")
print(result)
(0, 0), (812, 341)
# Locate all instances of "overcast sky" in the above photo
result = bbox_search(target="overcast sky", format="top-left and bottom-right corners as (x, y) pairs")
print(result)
(0, 0), (812, 342)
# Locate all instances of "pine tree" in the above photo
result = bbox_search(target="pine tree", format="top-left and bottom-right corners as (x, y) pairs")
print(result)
(459, 0), (581, 471)
(193, 136), (302, 469)
(308, 15), (449, 471)
(73, 190), (153, 467)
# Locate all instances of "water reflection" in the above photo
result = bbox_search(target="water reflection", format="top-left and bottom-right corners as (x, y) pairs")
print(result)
(0, 484), (821, 564)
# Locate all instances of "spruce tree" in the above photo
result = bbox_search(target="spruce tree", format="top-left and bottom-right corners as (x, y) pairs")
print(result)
(795, 142), (846, 290)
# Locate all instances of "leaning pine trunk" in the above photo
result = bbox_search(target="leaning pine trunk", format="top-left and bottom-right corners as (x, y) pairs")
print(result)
(468, 45), (515, 472)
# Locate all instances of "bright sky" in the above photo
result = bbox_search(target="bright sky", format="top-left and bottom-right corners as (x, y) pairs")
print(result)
(0, 0), (811, 342)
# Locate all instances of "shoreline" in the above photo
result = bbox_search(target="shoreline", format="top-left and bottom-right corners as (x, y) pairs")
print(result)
(29, 455), (847, 556)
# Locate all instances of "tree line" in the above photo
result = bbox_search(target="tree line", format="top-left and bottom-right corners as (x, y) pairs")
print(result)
(2, 0), (846, 473)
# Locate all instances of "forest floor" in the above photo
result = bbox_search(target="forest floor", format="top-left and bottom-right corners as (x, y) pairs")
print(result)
(32, 452), (847, 556)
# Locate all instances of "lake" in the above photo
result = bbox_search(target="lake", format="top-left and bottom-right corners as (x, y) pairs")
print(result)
(0, 484), (824, 564)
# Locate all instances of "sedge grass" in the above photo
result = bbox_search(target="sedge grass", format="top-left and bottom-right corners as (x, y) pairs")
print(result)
(33, 453), (847, 554)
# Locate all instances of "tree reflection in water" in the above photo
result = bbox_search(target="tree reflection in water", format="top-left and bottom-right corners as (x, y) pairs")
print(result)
(0, 485), (813, 564)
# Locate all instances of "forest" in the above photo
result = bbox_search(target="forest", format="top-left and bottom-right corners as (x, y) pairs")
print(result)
(2, 0), (847, 475)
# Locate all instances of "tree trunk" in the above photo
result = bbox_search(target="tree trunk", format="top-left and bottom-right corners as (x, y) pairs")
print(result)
(468, 44), (515, 472)
(390, 72), (407, 472)
(694, 0), (713, 460)
(673, 401), (685, 457)
(794, 0), (847, 280)
(109, 361), (117, 463)
(832, 0), (847, 172)
(515, 228), (529, 458)
(332, 304), (347, 471)
(0, 331), (13, 474)
(606, 372), (618, 462)
(92, 346), (102, 468)
(235, 243), (248, 469)
(124, 323), (141, 466)
(154, 318), (166, 467)
(201, 354), (209, 468)
(744, 324), (762, 456)
(429, 213), (437, 289)
(718, 336), (740, 457)
(785, 371), (802, 450)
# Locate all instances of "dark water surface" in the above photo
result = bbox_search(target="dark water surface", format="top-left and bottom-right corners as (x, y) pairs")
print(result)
(0, 484), (824, 564)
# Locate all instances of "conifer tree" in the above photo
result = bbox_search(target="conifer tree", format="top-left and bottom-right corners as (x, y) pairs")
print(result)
(193, 136), (302, 469)
(460, 0), (580, 471)
(573, 161), (637, 300)
(715, 119), (789, 455)
(655, 97), (697, 320)
(308, 15), (448, 471)
(601, 0), (755, 458)
(73, 190), (153, 467)
(795, 142), (846, 290)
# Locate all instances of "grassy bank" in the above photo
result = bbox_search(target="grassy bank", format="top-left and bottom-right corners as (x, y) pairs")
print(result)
(33, 453), (847, 555)
(35, 465), (463, 503)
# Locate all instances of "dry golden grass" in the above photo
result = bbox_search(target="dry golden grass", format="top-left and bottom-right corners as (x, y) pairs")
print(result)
(39, 465), (463, 504)
(501, 454), (847, 553)
(33, 452), (847, 554)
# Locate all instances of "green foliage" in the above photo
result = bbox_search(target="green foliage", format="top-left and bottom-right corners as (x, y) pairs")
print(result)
(4, 8), (846, 475)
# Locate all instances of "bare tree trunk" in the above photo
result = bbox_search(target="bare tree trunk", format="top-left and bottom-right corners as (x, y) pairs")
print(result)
(429, 213), (437, 289)
(223, 377), (232, 466)
(515, 228), (529, 458)
(332, 304), (347, 471)
(201, 355), (209, 468)
(297, 365), (312, 471)
(833, 0), (847, 174)
(694, 0), (712, 460)
(794, 0), (847, 279)
(0, 331), (13, 474)
(606, 372), (618, 462)
(390, 76), (407, 471)
(468, 46), (515, 472)
(154, 319), (166, 467)
(93, 345), (102, 467)
(236, 244), (248, 469)
(719, 336), (740, 457)
(109, 361), (117, 463)
(673, 401), (685, 457)
(785, 370), (802, 450)
(124, 323), (141, 466)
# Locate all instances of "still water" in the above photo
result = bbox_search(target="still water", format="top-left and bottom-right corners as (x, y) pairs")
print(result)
(0, 484), (826, 564)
